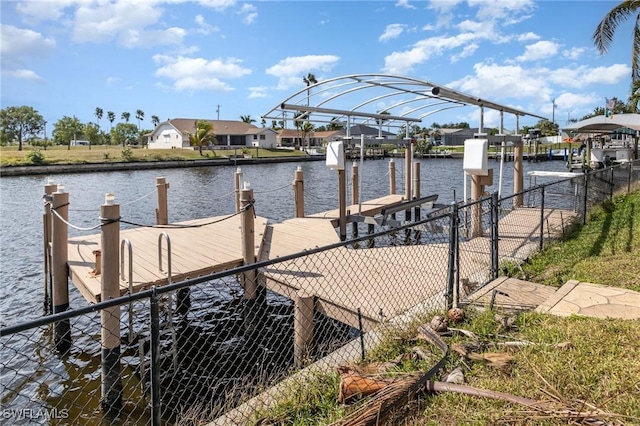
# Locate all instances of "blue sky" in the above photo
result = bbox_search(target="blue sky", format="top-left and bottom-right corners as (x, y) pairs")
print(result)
(1, 0), (635, 133)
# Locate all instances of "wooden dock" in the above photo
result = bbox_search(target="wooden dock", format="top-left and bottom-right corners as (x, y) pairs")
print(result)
(66, 194), (575, 333)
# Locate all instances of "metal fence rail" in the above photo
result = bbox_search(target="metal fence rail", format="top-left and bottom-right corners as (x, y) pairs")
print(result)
(2, 159), (639, 425)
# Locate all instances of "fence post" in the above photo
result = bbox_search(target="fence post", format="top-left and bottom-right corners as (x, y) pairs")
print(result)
(491, 191), (499, 280)
(539, 186), (545, 251)
(43, 180), (58, 314)
(294, 166), (304, 218)
(51, 188), (71, 353)
(446, 202), (458, 309)
(389, 159), (396, 195)
(610, 167), (614, 201)
(150, 287), (161, 426)
(294, 291), (314, 367)
(583, 172), (589, 225)
(100, 193), (122, 414)
(155, 177), (168, 225)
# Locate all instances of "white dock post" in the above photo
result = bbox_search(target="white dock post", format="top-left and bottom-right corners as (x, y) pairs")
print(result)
(471, 175), (484, 238)
(51, 187), (71, 353)
(100, 193), (122, 413)
(240, 183), (257, 299)
(389, 159), (396, 195)
(155, 177), (168, 225)
(294, 166), (304, 218)
(404, 141), (413, 223)
(338, 168), (347, 241)
(234, 167), (243, 213)
(294, 291), (314, 366)
(514, 141), (524, 207)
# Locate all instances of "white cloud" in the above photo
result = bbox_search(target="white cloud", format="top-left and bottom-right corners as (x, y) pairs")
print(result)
(3, 69), (46, 83)
(469, 0), (535, 24)
(1, 25), (56, 68)
(379, 24), (406, 42)
(106, 76), (120, 86)
(265, 55), (340, 90)
(239, 4), (258, 25)
(248, 86), (268, 98)
(451, 43), (479, 63)
(395, 0), (416, 9)
(198, 0), (236, 12)
(195, 14), (220, 35)
(554, 92), (599, 112)
(15, 0), (74, 22)
(516, 40), (560, 62)
(153, 54), (251, 92)
(517, 32), (540, 42)
(562, 47), (586, 60)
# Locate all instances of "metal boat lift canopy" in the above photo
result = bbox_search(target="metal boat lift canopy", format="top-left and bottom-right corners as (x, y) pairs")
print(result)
(262, 74), (547, 134)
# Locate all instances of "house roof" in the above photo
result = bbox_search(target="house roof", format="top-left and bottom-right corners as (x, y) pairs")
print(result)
(152, 119), (266, 136)
(277, 129), (343, 139)
(348, 124), (395, 137)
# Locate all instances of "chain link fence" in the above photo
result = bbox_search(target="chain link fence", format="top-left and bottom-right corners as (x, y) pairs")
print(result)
(2, 159), (639, 425)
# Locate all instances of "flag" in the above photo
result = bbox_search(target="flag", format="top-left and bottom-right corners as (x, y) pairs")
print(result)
(605, 98), (615, 118)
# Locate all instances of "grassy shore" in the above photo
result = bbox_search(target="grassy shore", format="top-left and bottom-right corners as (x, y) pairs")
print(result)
(0, 145), (307, 167)
(224, 189), (640, 426)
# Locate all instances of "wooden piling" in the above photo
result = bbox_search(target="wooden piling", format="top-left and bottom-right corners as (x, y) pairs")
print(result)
(294, 167), (304, 218)
(471, 175), (484, 238)
(338, 168), (347, 241)
(51, 189), (71, 353)
(240, 185), (257, 299)
(404, 143), (412, 202)
(43, 181), (57, 313)
(413, 162), (421, 236)
(294, 291), (314, 366)
(234, 167), (243, 213)
(155, 177), (168, 225)
(389, 159), (396, 195)
(513, 141), (524, 207)
(100, 194), (122, 413)
(351, 163), (359, 205)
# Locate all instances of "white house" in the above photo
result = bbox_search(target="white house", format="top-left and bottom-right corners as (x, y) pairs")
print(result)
(147, 119), (277, 149)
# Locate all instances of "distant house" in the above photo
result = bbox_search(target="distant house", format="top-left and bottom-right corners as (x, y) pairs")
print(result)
(276, 124), (399, 147)
(147, 119), (277, 149)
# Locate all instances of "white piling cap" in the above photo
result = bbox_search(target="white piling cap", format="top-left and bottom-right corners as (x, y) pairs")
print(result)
(45, 176), (56, 186)
(236, 167), (242, 173)
(105, 193), (116, 205)
(243, 181), (251, 190)
(56, 184), (65, 193)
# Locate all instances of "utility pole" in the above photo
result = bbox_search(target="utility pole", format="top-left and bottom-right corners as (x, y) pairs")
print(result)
(216, 105), (220, 120)
(552, 98), (556, 125)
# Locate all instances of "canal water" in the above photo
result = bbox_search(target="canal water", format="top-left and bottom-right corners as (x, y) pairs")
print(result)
(0, 157), (567, 423)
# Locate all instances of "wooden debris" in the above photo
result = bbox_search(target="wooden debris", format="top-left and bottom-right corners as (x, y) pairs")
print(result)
(467, 351), (514, 371)
(429, 315), (448, 332)
(443, 366), (465, 384)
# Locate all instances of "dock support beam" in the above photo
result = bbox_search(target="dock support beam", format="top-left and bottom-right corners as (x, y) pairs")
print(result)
(100, 194), (122, 414)
(294, 291), (314, 367)
(156, 177), (168, 225)
(294, 166), (304, 218)
(51, 189), (71, 353)
(389, 159), (396, 195)
(514, 141), (524, 207)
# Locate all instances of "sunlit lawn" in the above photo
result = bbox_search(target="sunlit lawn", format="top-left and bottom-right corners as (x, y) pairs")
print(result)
(0, 144), (307, 166)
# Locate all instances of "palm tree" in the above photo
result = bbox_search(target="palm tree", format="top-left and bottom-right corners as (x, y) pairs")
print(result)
(135, 109), (144, 130)
(188, 120), (216, 156)
(300, 121), (314, 150)
(107, 111), (115, 130)
(94, 107), (103, 131)
(593, 1), (640, 107)
(121, 112), (130, 123)
(151, 115), (160, 127)
(240, 115), (256, 124)
(303, 73), (318, 106)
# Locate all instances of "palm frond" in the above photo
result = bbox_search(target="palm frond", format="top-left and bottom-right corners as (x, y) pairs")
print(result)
(633, 11), (640, 82)
(592, 0), (640, 53)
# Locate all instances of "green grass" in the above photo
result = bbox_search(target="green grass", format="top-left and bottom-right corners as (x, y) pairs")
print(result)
(0, 145), (307, 166)
(510, 189), (640, 292)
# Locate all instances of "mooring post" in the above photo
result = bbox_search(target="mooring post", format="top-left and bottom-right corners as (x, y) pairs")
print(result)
(100, 193), (122, 414)
(155, 177), (168, 225)
(351, 163), (359, 238)
(294, 291), (314, 367)
(404, 141), (412, 205)
(293, 166), (304, 218)
(338, 168), (347, 241)
(51, 187), (71, 353)
(513, 141), (524, 207)
(471, 175), (484, 238)
(389, 159), (396, 195)
(43, 179), (58, 314)
(234, 167), (243, 213)
(240, 183), (257, 299)
(413, 161), (421, 215)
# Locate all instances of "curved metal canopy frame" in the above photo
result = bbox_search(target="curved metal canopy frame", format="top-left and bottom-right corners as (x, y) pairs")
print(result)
(262, 73), (546, 131)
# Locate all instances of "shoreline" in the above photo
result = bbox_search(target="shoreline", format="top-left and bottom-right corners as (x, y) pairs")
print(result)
(0, 155), (326, 177)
